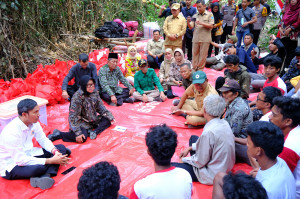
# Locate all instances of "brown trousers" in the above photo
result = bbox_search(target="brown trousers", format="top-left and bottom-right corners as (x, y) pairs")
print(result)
(181, 99), (206, 126)
(192, 42), (210, 71)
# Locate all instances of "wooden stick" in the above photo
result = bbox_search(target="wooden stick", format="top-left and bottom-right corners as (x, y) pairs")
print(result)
(132, 30), (139, 43)
(123, 38), (128, 47)
(109, 41), (135, 46)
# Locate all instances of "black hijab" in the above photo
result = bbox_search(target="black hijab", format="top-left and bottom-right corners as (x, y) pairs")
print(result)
(211, 3), (223, 24)
(79, 75), (95, 96)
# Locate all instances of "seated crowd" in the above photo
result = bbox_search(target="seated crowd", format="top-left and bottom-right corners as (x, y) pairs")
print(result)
(1, 0), (300, 198)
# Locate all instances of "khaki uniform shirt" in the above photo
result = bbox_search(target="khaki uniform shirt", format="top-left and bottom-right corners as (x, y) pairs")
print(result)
(185, 83), (218, 110)
(147, 39), (165, 55)
(163, 15), (187, 46)
(192, 10), (214, 43)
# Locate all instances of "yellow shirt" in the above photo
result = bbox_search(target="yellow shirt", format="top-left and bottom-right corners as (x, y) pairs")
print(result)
(163, 15), (187, 46)
(291, 75), (300, 87)
(185, 83), (218, 110)
(191, 10), (214, 43)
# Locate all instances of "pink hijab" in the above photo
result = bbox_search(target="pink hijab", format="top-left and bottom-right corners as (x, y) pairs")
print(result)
(282, 0), (300, 26)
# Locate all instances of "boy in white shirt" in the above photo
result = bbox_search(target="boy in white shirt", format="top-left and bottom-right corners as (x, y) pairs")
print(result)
(130, 124), (192, 199)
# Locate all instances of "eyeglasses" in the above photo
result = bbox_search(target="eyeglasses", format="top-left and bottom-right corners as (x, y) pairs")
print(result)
(257, 96), (266, 102)
(86, 83), (95, 88)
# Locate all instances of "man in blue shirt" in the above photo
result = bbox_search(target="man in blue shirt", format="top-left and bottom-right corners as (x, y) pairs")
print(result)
(223, 43), (257, 73)
(232, 0), (257, 47)
(181, 0), (197, 61)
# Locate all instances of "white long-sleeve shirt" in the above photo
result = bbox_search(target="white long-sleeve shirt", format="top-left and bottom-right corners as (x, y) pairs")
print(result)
(0, 117), (55, 176)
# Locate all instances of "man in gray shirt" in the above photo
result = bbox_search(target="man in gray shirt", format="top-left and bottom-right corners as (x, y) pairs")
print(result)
(220, 0), (237, 43)
(172, 94), (235, 185)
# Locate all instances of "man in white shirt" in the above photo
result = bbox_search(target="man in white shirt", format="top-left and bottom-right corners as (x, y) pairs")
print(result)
(256, 86), (282, 121)
(247, 121), (296, 199)
(0, 99), (70, 190)
(270, 97), (300, 198)
(130, 124), (192, 199)
(172, 94), (235, 185)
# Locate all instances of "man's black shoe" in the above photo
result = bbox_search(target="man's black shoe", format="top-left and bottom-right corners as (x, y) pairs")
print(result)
(48, 129), (62, 142)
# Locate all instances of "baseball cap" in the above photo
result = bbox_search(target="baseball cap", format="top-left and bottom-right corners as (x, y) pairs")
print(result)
(223, 43), (234, 53)
(228, 35), (238, 44)
(138, 59), (147, 67)
(218, 79), (241, 92)
(171, 3), (180, 10)
(192, 71), (207, 84)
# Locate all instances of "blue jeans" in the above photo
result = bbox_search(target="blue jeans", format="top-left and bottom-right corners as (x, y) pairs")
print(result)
(236, 30), (250, 47)
(287, 88), (295, 97)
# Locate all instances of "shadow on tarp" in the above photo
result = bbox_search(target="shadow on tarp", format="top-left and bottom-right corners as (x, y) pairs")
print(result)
(0, 94), (252, 199)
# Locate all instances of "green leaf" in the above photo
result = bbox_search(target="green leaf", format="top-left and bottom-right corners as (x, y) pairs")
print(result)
(1, 2), (6, 9)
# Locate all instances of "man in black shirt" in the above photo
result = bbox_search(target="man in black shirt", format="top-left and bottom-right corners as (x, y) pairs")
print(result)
(61, 53), (98, 100)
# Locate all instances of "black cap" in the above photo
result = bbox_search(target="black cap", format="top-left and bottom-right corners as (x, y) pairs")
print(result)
(108, 53), (118, 59)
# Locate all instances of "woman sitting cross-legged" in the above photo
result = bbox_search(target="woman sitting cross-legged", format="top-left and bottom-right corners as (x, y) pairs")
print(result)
(48, 75), (115, 143)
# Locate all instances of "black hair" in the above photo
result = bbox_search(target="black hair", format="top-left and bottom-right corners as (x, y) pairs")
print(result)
(295, 46), (300, 56)
(273, 96), (300, 127)
(229, 88), (241, 97)
(196, 0), (205, 5)
(180, 1), (186, 7)
(146, 124), (177, 166)
(224, 55), (240, 65)
(262, 86), (282, 108)
(263, 56), (282, 70)
(153, 29), (160, 34)
(223, 172), (267, 199)
(79, 53), (89, 62)
(245, 32), (254, 39)
(77, 161), (120, 199)
(247, 121), (284, 160)
(17, 99), (38, 116)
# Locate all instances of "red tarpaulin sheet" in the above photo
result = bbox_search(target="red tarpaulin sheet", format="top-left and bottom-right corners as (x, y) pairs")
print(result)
(0, 67), (254, 199)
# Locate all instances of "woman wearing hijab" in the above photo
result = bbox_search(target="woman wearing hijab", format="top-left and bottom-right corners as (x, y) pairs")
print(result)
(163, 48), (192, 98)
(208, 2), (223, 57)
(125, 46), (141, 85)
(48, 75), (115, 144)
(159, 48), (175, 90)
(278, 0), (300, 72)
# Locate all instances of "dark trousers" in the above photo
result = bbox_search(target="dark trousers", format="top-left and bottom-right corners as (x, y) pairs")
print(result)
(220, 25), (233, 44)
(171, 135), (199, 182)
(208, 35), (221, 57)
(3, 144), (68, 180)
(60, 117), (111, 143)
(100, 88), (130, 106)
(251, 29), (261, 45)
(215, 76), (226, 95)
(281, 37), (297, 75)
(147, 55), (164, 69)
(235, 143), (250, 165)
(67, 84), (79, 101)
(182, 35), (193, 61)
